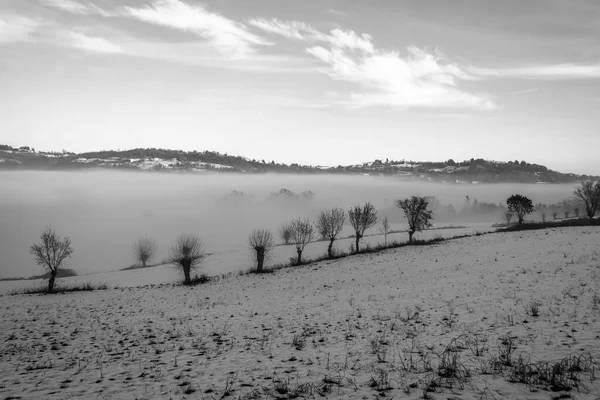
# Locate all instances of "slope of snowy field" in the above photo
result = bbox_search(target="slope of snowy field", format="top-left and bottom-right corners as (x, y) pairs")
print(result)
(1, 227), (599, 399)
(0, 225), (493, 296)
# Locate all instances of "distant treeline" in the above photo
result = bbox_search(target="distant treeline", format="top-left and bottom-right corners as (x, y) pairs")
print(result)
(1, 145), (597, 183)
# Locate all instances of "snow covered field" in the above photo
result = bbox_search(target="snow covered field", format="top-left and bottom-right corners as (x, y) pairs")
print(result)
(0, 224), (493, 296)
(1, 226), (599, 399)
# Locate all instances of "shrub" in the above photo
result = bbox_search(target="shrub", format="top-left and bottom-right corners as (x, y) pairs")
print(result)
(526, 300), (542, 317)
(10, 282), (108, 295)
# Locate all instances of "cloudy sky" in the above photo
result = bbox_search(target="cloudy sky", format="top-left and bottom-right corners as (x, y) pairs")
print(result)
(1, 0), (599, 173)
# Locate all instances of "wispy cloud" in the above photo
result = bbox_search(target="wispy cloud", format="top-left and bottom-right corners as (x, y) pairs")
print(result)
(470, 64), (600, 79)
(42, 0), (111, 16)
(61, 31), (123, 53)
(251, 18), (493, 110)
(0, 14), (40, 43)
(325, 8), (347, 17)
(122, 0), (271, 58)
(0, 11), (120, 54)
(248, 18), (321, 41)
(249, 18), (374, 53)
(512, 88), (539, 95)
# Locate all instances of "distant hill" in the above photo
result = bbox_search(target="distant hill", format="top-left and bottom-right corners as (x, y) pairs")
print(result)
(1, 144), (597, 184)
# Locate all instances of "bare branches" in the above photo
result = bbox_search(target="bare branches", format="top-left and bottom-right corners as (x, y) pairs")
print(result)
(133, 237), (157, 268)
(315, 207), (345, 258)
(279, 224), (292, 245)
(380, 216), (390, 245)
(30, 227), (73, 292)
(290, 217), (314, 265)
(396, 196), (433, 243)
(573, 181), (600, 220)
(169, 234), (206, 284)
(247, 229), (274, 272)
(348, 203), (378, 253)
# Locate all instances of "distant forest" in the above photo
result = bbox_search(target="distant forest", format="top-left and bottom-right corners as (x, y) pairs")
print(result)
(1, 144), (597, 184)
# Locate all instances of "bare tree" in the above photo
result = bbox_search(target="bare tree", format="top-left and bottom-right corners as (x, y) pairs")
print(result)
(247, 229), (274, 272)
(573, 181), (600, 220)
(133, 237), (157, 268)
(290, 217), (314, 265)
(380, 216), (391, 246)
(396, 196), (433, 243)
(279, 223), (292, 245)
(170, 234), (206, 284)
(30, 227), (73, 293)
(534, 203), (547, 223)
(506, 194), (534, 225)
(348, 202), (378, 253)
(315, 207), (345, 258)
(505, 211), (513, 225)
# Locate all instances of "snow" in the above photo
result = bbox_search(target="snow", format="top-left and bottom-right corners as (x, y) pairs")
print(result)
(1, 227), (599, 399)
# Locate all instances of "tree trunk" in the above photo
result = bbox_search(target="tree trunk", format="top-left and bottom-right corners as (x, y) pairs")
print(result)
(183, 261), (191, 284)
(408, 230), (414, 243)
(256, 248), (265, 272)
(328, 239), (334, 258)
(296, 248), (302, 265)
(518, 216), (524, 225)
(355, 234), (360, 253)
(48, 273), (56, 293)
(142, 260), (147, 268)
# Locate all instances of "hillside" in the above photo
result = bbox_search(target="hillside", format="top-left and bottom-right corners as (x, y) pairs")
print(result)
(1, 227), (599, 399)
(1, 144), (597, 183)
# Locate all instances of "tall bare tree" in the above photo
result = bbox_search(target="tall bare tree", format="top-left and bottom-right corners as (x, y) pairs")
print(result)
(133, 237), (157, 268)
(278, 223), (292, 245)
(348, 202), (378, 253)
(380, 216), (391, 246)
(247, 229), (274, 272)
(290, 217), (314, 265)
(573, 181), (600, 220)
(30, 227), (73, 293)
(170, 234), (206, 284)
(396, 196), (433, 243)
(315, 207), (345, 258)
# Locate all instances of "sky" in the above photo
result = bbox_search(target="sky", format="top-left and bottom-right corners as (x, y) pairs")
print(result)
(1, 0), (599, 174)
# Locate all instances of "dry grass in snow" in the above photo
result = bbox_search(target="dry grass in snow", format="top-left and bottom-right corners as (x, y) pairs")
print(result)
(1, 227), (600, 399)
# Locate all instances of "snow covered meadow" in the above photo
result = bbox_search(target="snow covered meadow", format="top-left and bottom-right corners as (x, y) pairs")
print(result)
(1, 227), (600, 399)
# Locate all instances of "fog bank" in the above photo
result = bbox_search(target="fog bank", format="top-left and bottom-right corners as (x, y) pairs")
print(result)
(0, 171), (577, 279)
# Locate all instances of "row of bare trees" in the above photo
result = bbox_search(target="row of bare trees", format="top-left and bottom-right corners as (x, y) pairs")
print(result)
(271, 197), (434, 268)
(31, 181), (599, 290)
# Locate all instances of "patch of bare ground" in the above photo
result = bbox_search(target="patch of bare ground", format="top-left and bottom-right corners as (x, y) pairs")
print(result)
(1, 227), (600, 399)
